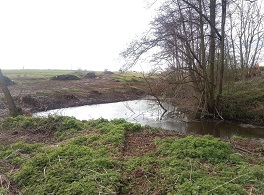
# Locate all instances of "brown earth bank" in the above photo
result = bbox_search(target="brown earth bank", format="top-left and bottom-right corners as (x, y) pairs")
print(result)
(1, 72), (263, 136)
(0, 74), (149, 118)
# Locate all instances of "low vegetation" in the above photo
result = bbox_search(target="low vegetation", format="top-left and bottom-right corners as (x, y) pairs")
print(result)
(2, 69), (144, 81)
(220, 78), (264, 124)
(2, 69), (79, 80)
(112, 73), (144, 83)
(0, 116), (263, 194)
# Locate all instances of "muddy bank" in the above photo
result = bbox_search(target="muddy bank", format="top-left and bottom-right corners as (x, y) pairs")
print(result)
(0, 74), (149, 118)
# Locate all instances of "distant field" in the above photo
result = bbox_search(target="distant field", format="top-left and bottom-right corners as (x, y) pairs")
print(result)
(2, 69), (144, 80)
(1, 69), (84, 79)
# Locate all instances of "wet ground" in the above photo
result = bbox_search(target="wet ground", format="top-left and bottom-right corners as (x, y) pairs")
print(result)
(0, 74), (148, 117)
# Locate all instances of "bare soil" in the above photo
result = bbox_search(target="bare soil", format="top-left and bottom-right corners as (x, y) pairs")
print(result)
(0, 74), (149, 117)
(123, 130), (186, 158)
(0, 127), (55, 145)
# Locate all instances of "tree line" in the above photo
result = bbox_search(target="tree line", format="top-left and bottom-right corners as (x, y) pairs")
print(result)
(122, 0), (264, 117)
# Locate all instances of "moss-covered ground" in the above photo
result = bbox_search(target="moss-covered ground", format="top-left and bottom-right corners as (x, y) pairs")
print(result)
(0, 116), (263, 194)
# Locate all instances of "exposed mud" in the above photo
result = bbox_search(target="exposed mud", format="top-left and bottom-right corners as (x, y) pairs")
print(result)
(0, 74), (148, 118)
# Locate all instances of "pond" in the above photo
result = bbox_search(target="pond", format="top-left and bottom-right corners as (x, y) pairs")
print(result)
(34, 99), (264, 142)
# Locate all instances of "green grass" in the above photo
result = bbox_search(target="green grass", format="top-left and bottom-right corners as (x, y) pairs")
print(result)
(112, 72), (144, 82)
(0, 116), (263, 194)
(122, 136), (264, 194)
(2, 69), (79, 80)
(221, 79), (264, 121)
(2, 69), (145, 83)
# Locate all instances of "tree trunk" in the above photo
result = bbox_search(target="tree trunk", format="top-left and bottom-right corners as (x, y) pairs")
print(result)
(0, 69), (21, 117)
(208, 0), (217, 112)
(216, 0), (227, 106)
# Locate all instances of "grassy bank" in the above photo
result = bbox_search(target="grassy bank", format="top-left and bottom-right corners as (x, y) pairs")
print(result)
(0, 116), (263, 194)
(220, 77), (264, 124)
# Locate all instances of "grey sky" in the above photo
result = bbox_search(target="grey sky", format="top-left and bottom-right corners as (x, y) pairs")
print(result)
(0, 0), (158, 71)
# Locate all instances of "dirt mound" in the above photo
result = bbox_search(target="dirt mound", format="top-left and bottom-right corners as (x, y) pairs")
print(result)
(50, 74), (80, 80)
(17, 94), (45, 114)
(18, 94), (39, 106)
(84, 72), (96, 79)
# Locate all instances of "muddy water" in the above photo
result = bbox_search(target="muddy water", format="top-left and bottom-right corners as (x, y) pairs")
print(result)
(34, 99), (264, 142)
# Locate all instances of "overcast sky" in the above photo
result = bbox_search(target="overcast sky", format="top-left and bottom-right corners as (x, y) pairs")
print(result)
(0, 0), (159, 71)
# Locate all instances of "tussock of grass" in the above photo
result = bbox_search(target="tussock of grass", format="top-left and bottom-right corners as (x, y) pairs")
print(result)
(0, 116), (263, 194)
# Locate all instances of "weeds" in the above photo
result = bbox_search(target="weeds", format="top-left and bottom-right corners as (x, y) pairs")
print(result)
(221, 79), (264, 122)
(0, 116), (263, 194)
(0, 115), (84, 141)
(157, 135), (235, 164)
(121, 135), (264, 194)
(13, 144), (121, 194)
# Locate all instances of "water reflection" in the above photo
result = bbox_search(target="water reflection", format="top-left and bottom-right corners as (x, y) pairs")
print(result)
(34, 99), (264, 142)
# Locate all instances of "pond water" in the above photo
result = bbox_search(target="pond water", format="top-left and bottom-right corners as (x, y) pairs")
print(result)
(34, 99), (264, 142)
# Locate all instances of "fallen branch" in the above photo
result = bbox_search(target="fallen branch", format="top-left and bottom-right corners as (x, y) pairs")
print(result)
(230, 142), (254, 154)
(233, 146), (254, 154)
(215, 107), (224, 120)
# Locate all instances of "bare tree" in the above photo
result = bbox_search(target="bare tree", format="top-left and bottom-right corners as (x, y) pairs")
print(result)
(227, 0), (264, 78)
(121, 0), (263, 118)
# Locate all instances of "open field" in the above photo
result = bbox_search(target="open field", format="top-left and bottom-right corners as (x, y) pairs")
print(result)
(2, 69), (78, 79)
(0, 69), (148, 118)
